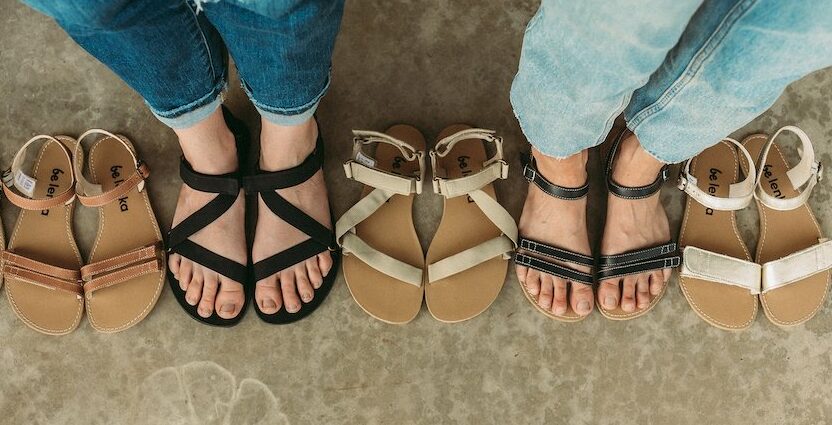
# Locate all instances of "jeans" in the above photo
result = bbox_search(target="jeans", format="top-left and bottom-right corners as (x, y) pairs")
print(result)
(511, 0), (832, 163)
(22, 0), (345, 129)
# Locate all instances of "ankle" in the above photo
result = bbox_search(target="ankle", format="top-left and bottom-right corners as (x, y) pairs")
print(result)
(174, 108), (238, 175)
(611, 133), (665, 187)
(260, 117), (317, 171)
(532, 148), (588, 188)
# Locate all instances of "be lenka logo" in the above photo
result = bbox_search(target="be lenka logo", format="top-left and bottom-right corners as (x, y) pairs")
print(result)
(111, 165), (130, 212)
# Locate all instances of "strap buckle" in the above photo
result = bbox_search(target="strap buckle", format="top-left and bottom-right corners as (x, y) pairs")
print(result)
(522, 164), (536, 182)
(815, 161), (823, 182)
(676, 173), (688, 191)
(498, 160), (509, 180)
(660, 166), (670, 182)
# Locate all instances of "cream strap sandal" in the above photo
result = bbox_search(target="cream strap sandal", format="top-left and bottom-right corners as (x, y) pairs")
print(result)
(677, 138), (760, 330)
(742, 125), (829, 327)
(72, 129), (165, 333)
(336, 126), (426, 324)
(2, 135), (84, 335)
(425, 126), (518, 322)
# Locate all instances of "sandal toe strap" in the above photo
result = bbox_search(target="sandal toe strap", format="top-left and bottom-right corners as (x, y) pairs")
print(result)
(680, 246), (761, 294)
(597, 242), (680, 280)
(762, 239), (832, 293)
(81, 242), (164, 296)
(514, 237), (594, 285)
(1, 251), (82, 296)
(340, 233), (423, 287)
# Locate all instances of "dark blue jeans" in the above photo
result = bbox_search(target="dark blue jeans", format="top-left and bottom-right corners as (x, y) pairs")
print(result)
(22, 0), (345, 128)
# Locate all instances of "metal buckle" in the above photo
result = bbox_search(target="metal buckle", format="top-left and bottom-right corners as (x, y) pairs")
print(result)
(660, 166), (670, 182)
(522, 165), (536, 182)
(498, 160), (509, 179)
(676, 174), (688, 191)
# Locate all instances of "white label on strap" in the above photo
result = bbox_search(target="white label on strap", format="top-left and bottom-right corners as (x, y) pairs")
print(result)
(356, 151), (376, 168)
(14, 171), (36, 197)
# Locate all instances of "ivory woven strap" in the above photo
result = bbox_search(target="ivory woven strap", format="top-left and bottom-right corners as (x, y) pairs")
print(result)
(335, 131), (426, 287)
(1, 251), (82, 297)
(73, 129), (150, 207)
(680, 246), (761, 294)
(754, 126), (823, 211)
(426, 128), (518, 283)
(677, 138), (757, 212)
(2, 135), (77, 210)
(761, 239), (832, 293)
(81, 243), (163, 296)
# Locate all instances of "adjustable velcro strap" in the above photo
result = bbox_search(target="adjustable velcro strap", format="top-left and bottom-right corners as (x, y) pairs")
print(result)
(762, 239), (832, 293)
(1, 251), (82, 297)
(428, 235), (514, 283)
(433, 160), (507, 198)
(677, 138), (757, 212)
(335, 189), (395, 245)
(521, 153), (589, 200)
(606, 129), (669, 200)
(243, 135), (324, 193)
(180, 159), (240, 195)
(341, 232), (423, 286)
(343, 161), (421, 195)
(345, 130), (425, 195)
(754, 126), (823, 211)
(680, 246), (761, 294)
(597, 242), (680, 280)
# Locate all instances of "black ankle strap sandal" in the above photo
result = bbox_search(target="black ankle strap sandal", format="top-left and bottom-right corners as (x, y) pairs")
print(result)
(597, 129), (680, 282)
(243, 128), (340, 325)
(514, 153), (594, 322)
(167, 107), (250, 327)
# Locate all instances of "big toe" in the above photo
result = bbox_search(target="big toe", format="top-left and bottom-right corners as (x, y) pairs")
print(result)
(570, 283), (594, 316)
(598, 279), (620, 311)
(255, 274), (282, 314)
(317, 252), (333, 277)
(214, 278), (245, 319)
(169, 254), (181, 278)
(524, 269), (542, 297)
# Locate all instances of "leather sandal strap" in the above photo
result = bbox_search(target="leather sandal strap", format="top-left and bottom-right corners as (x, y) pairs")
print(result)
(514, 252), (594, 285)
(2, 251), (81, 282)
(680, 246), (761, 294)
(1, 251), (82, 296)
(518, 237), (594, 267)
(597, 241), (680, 280)
(606, 129), (669, 200)
(83, 257), (162, 296)
(754, 125), (823, 211)
(81, 243), (162, 281)
(521, 153), (589, 200)
(73, 130), (151, 207)
(677, 138), (757, 211)
(2, 135), (77, 210)
(762, 238), (832, 293)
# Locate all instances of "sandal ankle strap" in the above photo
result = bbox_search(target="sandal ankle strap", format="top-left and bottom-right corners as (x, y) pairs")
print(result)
(430, 128), (508, 197)
(677, 138), (757, 211)
(2, 135), (77, 210)
(343, 130), (425, 195)
(73, 129), (151, 207)
(606, 129), (669, 200)
(521, 153), (589, 200)
(754, 125), (822, 211)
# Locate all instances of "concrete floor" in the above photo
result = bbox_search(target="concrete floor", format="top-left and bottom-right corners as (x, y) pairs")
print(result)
(2, 1), (832, 424)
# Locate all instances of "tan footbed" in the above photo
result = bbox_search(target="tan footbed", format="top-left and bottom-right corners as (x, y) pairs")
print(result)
(679, 141), (758, 331)
(343, 125), (426, 324)
(5, 137), (84, 335)
(424, 124), (508, 323)
(82, 135), (165, 332)
(742, 134), (829, 327)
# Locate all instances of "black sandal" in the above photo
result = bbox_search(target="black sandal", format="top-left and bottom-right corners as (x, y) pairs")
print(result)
(514, 153), (595, 322)
(243, 126), (340, 324)
(597, 128), (680, 320)
(166, 106), (251, 327)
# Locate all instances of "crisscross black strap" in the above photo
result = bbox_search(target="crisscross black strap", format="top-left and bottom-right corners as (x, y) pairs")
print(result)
(243, 134), (336, 282)
(167, 158), (248, 284)
(521, 153), (589, 200)
(514, 237), (594, 284)
(597, 242), (681, 280)
(605, 129), (669, 199)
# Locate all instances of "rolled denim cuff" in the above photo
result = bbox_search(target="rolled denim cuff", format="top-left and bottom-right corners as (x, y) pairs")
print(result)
(246, 75), (330, 126)
(149, 81), (226, 130)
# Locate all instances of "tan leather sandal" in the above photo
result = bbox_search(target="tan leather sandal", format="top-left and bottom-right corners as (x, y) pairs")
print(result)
(741, 126), (829, 327)
(2, 135), (84, 335)
(73, 129), (165, 333)
(336, 126), (427, 324)
(678, 139), (760, 331)
(425, 126), (518, 323)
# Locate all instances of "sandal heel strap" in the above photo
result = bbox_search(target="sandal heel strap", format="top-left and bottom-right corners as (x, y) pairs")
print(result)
(754, 125), (823, 211)
(343, 130), (425, 194)
(677, 139), (757, 211)
(521, 153), (589, 200)
(606, 129), (668, 199)
(3, 135), (77, 210)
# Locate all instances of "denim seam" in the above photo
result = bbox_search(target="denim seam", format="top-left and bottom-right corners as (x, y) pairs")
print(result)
(626, 0), (759, 130)
(243, 73), (332, 116)
(183, 0), (217, 84)
(150, 80), (225, 118)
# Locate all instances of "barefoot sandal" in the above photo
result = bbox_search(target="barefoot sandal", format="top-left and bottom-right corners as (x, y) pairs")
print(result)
(514, 152), (594, 322)
(243, 129), (340, 325)
(597, 129), (680, 320)
(166, 108), (250, 327)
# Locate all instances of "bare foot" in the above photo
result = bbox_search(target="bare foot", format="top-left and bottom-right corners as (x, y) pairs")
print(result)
(597, 132), (672, 314)
(252, 117), (334, 315)
(168, 108), (247, 319)
(515, 148), (594, 317)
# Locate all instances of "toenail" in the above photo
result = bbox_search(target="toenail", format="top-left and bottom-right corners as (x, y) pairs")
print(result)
(302, 293), (312, 302)
(220, 304), (235, 314)
(604, 296), (616, 309)
(578, 301), (590, 313)
(187, 296), (198, 305)
(288, 304), (299, 313)
(554, 305), (567, 315)
(262, 299), (276, 309)
(199, 307), (211, 316)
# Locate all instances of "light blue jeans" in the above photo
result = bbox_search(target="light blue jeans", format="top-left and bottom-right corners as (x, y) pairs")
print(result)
(511, 0), (832, 163)
(22, 0), (344, 129)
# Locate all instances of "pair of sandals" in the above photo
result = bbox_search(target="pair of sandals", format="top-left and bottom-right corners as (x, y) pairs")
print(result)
(2, 131), (165, 335)
(515, 128), (681, 322)
(679, 125), (829, 330)
(336, 125), (518, 324)
(167, 107), (339, 326)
